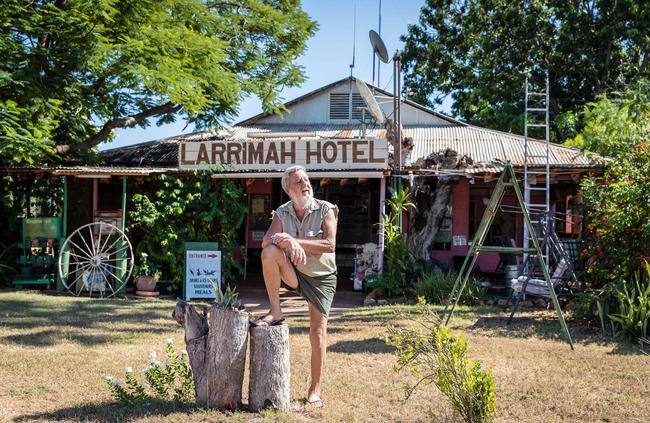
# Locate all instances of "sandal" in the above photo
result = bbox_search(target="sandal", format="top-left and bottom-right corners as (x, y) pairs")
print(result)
(250, 315), (285, 327)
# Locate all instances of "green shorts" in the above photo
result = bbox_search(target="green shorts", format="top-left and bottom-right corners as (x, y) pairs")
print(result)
(283, 271), (337, 318)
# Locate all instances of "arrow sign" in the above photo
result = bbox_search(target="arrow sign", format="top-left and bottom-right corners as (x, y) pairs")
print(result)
(207, 253), (218, 258)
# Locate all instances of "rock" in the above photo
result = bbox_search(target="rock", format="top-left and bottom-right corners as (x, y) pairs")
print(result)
(534, 299), (547, 308)
(565, 302), (576, 311)
(520, 300), (533, 308)
(497, 299), (509, 307)
(377, 299), (389, 306)
(476, 300), (486, 306)
(486, 300), (495, 306)
(363, 298), (377, 306)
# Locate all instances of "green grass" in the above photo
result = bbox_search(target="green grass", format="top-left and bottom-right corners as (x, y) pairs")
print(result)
(0, 291), (649, 422)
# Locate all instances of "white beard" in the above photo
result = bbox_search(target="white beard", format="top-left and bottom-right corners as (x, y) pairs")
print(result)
(291, 191), (314, 210)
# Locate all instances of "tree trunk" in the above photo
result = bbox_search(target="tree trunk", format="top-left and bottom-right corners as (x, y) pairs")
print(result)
(408, 176), (456, 261)
(408, 149), (472, 262)
(206, 305), (249, 410)
(172, 300), (249, 410)
(248, 324), (291, 411)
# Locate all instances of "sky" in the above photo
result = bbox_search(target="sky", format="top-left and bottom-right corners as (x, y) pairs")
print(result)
(100, 0), (438, 151)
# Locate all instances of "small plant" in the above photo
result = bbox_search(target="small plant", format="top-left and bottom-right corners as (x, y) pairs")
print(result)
(411, 270), (487, 305)
(209, 279), (241, 309)
(580, 260), (650, 341)
(367, 187), (417, 296)
(385, 299), (496, 423)
(133, 252), (161, 279)
(106, 339), (194, 406)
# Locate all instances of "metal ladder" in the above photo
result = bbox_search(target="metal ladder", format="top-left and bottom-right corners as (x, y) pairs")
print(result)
(442, 163), (574, 349)
(523, 74), (551, 264)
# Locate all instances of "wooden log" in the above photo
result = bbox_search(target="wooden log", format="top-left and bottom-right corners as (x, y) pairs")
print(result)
(171, 301), (209, 406)
(248, 323), (290, 411)
(206, 304), (250, 410)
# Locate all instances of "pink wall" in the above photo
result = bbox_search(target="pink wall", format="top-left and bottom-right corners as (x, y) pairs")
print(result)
(430, 179), (481, 268)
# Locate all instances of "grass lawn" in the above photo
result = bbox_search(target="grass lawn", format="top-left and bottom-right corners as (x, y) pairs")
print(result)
(0, 290), (648, 422)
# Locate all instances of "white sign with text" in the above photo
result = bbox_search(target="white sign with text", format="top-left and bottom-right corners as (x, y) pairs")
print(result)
(185, 250), (221, 300)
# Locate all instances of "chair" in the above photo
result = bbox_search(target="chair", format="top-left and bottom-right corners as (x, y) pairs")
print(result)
(511, 259), (569, 298)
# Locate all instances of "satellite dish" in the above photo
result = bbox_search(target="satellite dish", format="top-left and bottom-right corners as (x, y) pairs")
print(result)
(369, 30), (389, 63)
(355, 78), (385, 123)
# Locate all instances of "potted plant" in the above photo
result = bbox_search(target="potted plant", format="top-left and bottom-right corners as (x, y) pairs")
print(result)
(134, 252), (161, 293)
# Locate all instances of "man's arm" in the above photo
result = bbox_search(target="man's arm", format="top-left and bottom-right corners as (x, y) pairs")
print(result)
(275, 209), (337, 254)
(261, 215), (284, 249)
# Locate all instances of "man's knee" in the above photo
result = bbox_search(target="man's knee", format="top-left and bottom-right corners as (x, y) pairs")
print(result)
(309, 322), (327, 342)
(261, 244), (283, 263)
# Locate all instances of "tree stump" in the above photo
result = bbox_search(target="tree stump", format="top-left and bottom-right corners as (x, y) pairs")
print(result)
(248, 323), (290, 411)
(206, 304), (249, 409)
(172, 301), (209, 406)
(172, 300), (249, 410)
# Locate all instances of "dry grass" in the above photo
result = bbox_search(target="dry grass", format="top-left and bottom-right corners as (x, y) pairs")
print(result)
(0, 290), (648, 422)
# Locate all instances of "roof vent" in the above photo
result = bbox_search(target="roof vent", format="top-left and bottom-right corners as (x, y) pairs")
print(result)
(329, 93), (365, 121)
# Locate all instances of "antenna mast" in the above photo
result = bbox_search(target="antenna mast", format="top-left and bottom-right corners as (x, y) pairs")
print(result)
(377, 0), (382, 86)
(350, 1), (356, 78)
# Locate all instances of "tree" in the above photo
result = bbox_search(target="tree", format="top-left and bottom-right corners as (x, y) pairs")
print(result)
(0, 0), (317, 165)
(401, 0), (650, 139)
(572, 80), (650, 285)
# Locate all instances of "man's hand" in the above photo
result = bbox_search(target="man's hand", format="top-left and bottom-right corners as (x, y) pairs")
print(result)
(286, 238), (307, 266)
(270, 232), (293, 248)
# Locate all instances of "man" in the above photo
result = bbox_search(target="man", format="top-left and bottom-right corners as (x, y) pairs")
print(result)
(258, 165), (338, 408)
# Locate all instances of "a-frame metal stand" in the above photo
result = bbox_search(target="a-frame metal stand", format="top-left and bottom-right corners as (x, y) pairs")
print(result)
(442, 163), (574, 349)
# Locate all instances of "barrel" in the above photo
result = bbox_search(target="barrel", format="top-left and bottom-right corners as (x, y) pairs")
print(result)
(505, 265), (523, 295)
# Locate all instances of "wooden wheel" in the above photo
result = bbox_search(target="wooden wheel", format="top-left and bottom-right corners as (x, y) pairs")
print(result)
(58, 222), (134, 297)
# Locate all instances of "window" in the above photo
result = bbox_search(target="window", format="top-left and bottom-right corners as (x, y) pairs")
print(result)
(329, 93), (365, 121)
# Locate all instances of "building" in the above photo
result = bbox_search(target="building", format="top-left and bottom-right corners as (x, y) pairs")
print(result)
(99, 77), (603, 288)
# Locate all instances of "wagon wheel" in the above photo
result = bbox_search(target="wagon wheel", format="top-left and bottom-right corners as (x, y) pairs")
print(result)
(58, 222), (134, 298)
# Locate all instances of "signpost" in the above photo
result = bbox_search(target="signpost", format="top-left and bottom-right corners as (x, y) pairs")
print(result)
(184, 242), (221, 300)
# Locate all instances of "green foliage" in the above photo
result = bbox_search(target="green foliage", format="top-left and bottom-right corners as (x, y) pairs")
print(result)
(367, 187), (416, 296)
(411, 270), (486, 305)
(401, 1), (650, 138)
(210, 280), (241, 309)
(385, 299), (496, 422)
(129, 172), (246, 291)
(0, 0), (317, 162)
(572, 81), (650, 285)
(578, 261), (650, 341)
(0, 100), (60, 165)
(133, 252), (161, 279)
(106, 339), (194, 406)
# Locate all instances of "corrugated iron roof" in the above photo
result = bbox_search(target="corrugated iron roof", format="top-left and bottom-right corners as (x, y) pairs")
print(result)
(99, 123), (606, 173)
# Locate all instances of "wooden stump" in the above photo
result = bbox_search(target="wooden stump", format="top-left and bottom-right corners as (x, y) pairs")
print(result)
(248, 323), (290, 411)
(172, 301), (209, 406)
(172, 300), (249, 410)
(206, 304), (249, 409)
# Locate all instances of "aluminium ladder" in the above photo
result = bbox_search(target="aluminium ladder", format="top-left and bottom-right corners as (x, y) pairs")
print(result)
(524, 74), (551, 264)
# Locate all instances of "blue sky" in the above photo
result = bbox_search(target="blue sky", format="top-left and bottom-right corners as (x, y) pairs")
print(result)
(101, 0), (441, 151)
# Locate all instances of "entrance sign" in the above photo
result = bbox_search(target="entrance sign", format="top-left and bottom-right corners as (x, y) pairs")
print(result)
(179, 138), (388, 171)
(184, 242), (221, 300)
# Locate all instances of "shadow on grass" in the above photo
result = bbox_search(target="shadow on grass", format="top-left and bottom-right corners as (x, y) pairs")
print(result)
(0, 293), (180, 346)
(462, 313), (646, 355)
(14, 400), (203, 422)
(329, 337), (395, 354)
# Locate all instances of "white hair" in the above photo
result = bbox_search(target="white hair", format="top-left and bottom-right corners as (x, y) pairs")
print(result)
(281, 165), (307, 191)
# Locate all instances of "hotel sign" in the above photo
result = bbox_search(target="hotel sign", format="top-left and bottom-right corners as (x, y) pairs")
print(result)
(178, 138), (388, 171)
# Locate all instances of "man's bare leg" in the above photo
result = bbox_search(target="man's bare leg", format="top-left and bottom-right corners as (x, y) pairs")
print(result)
(307, 303), (327, 405)
(261, 245), (298, 322)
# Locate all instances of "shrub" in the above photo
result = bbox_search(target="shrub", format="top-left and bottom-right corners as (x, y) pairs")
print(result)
(411, 270), (487, 305)
(385, 299), (496, 423)
(366, 187), (417, 296)
(129, 172), (246, 291)
(106, 339), (194, 406)
(577, 261), (650, 341)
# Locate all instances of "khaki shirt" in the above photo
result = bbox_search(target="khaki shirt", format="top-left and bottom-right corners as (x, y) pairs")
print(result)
(273, 199), (338, 277)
